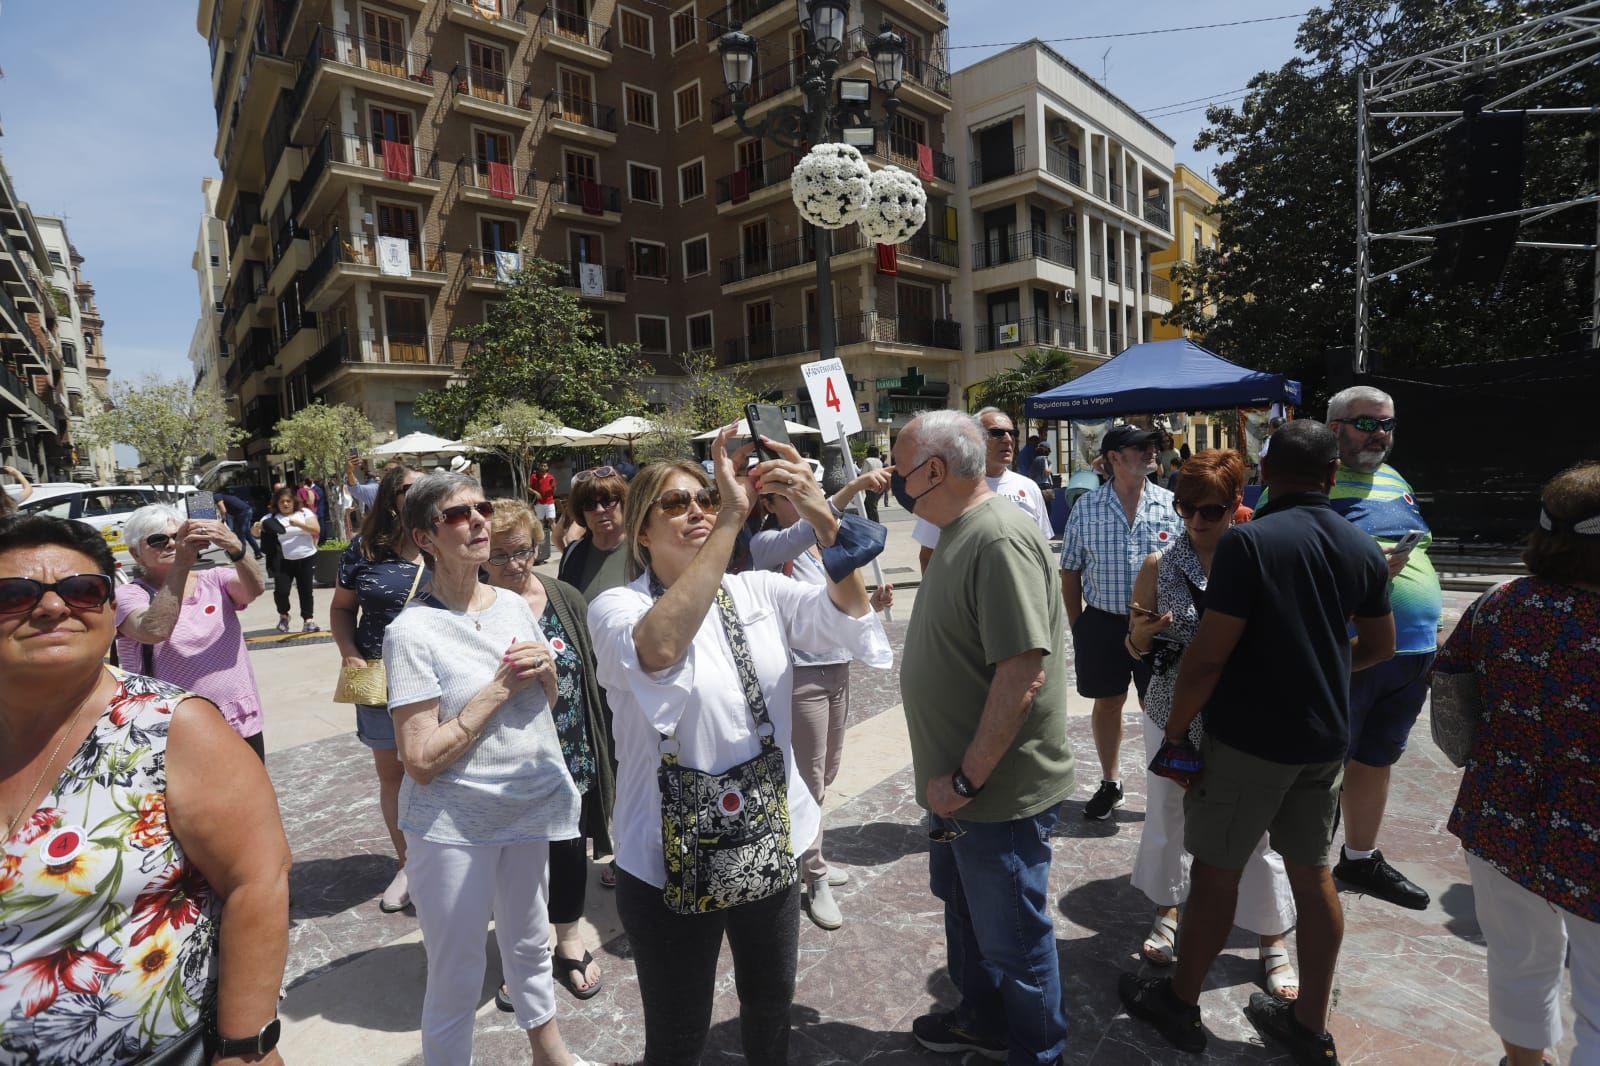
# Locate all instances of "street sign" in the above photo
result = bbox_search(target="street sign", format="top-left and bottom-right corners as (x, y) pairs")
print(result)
(800, 357), (861, 441)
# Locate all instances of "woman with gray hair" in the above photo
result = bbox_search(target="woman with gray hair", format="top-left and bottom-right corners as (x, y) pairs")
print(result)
(381, 471), (602, 1066)
(114, 502), (270, 759)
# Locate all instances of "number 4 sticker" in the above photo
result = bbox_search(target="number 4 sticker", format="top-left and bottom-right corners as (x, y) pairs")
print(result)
(824, 377), (841, 412)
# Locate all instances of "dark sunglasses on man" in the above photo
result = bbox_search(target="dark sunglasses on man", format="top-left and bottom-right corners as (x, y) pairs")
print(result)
(1334, 415), (1397, 434)
(986, 427), (1017, 440)
(0, 574), (115, 615)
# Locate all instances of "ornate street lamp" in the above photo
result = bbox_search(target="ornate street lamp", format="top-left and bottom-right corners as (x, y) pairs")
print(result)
(868, 22), (906, 95)
(717, 25), (757, 95)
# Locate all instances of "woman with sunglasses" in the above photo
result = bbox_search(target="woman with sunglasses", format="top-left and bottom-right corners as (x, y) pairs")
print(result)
(485, 499), (615, 1004)
(259, 486), (319, 634)
(383, 472), (600, 1066)
(114, 503), (270, 760)
(329, 463), (424, 913)
(1124, 449), (1298, 999)
(588, 428), (891, 1065)
(0, 515), (291, 1063)
(557, 466), (629, 603)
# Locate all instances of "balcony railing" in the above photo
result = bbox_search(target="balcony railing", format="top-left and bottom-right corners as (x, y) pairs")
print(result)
(1089, 250), (1104, 280)
(451, 64), (536, 111)
(872, 132), (955, 184)
(897, 230), (960, 268)
(844, 28), (951, 98)
(1143, 199), (1172, 230)
(544, 92), (617, 132)
(1124, 262), (1137, 289)
(971, 145), (1026, 187)
(1107, 259), (1120, 286)
(1092, 169), (1107, 199)
(536, 6), (613, 50)
(0, 361), (51, 424)
(725, 310), (961, 364)
(464, 246), (520, 281)
(279, 311), (317, 349)
(714, 153), (798, 205)
(458, 159), (539, 198)
(1094, 326), (1108, 351)
(239, 326), (278, 375)
(305, 230), (448, 295)
(551, 176), (622, 212)
(712, 62), (799, 122)
(271, 217), (308, 267)
(450, 0), (527, 27)
(975, 316), (1087, 353)
(1044, 145), (1083, 187)
(558, 262), (627, 294)
(303, 130), (441, 187)
(293, 25), (435, 115)
(225, 194), (262, 258)
(971, 229), (1074, 270)
(1109, 178), (1124, 207)
(721, 233), (819, 285)
(1146, 273), (1172, 300)
(716, 0), (785, 28)
(245, 396), (281, 438)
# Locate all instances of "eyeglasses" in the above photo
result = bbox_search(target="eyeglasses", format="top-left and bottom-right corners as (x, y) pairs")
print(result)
(486, 547), (537, 566)
(1335, 415), (1397, 434)
(0, 574), (115, 616)
(573, 466), (618, 484)
(928, 816), (966, 843)
(1175, 501), (1231, 522)
(582, 495), (619, 512)
(653, 488), (721, 517)
(144, 532), (177, 550)
(986, 427), (1017, 440)
(435, 501), (495, 526)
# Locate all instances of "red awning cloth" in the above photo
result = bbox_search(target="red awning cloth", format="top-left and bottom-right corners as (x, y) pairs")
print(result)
(916, 143), (935, 182)
(580, 179), (603, 214)
(730, 169), (750, 204)
(876, 243), (898, 275)
(488, 161), (515, 199)
(381, 140), (414, 182)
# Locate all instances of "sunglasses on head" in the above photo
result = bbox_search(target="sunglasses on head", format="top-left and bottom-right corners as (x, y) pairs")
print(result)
(653, 488), (721, 517)
(1175, 501), (1231, 522)
(573, 466), (618, 484)
(435, 501), (495, 526)
(0, 574), (114, 616)
(395, 483), (414, 497)
(582, 494), (619, 512)
(144, 532), (178, 550)
(986, 426), (1017, 440)
(1337, 415), (1397, 433)
(486, 546), (537, 566)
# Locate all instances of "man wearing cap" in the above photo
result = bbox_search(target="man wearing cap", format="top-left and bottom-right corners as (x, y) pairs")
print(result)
(1059, 424), (1182, 821)
(915, 408), (1053, 572)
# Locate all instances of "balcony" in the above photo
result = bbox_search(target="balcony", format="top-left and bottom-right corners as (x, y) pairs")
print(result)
(446, 0), (529, 39)
(972, 230), (1074, 271)
(457, 160), (540, 207)
(291, 25), (436, 141)
(557, 262), (627, 302)
(543, 92), (617, 146)
(844, 28), (951, 105)
(876, 0), (951, 30)
(720, 233), (818, 286)
(1143, 199), (1172, 231)
(225, 192), (265, 266)
(293, 131), (441, 221)
(1044, 145), (1084, 188)
(1145, 272), (1172, 302)
(1093, 169), (1107, 199)
(302, 231), (449, 312)
(976, 316), (1088, 354)
(535, 6), (613, 66)
(896, 230), (960, 272)
(0, 360), (51, 428)
(724, 310), (961, 365)
(550, 177), (622, 223)
(971, 146), (1026, 187)
(449, 64), (537, 122)
(868, 132), (955, 186)
(268, 217), (311, 291)
(714, 153), (798, 210)
(245, 395), (281, 439)
(238, 326), (279, 378)
(463, 246), (524, 290)
(712, 62), (800, 127)
(1089, 250), (1104, 280)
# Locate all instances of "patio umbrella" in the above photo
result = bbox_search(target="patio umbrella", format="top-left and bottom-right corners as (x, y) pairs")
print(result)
(466, 423), (597, 448)
(585, 415), (667, 461)
(692, 418), (822, 441)
(367, 432), (464, 458)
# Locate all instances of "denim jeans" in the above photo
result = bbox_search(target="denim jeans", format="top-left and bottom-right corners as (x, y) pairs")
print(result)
(929, 807), (1067, 1066)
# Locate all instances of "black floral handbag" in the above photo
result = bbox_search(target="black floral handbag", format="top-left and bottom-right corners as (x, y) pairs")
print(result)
(653, 576), (795, 915)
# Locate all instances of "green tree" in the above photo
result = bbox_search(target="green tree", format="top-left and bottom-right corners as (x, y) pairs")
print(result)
(1170, 0), (1595, 411)
(271, 402), (377, 486)
(972, 348), (1076, 434)
(414, 257), (645, 436)
(463, 399), (560, 501)
(83, 375), (245, 493)
(634, 350), (762, 464)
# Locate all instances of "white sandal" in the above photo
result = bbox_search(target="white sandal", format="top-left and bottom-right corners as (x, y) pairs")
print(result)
(1260, 943), (1299, 1001)
(1141, 913), (1179, 966)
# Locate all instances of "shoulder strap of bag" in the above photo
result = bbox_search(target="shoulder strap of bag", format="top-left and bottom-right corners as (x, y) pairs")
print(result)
(403, 557), (425, 601)
(647, 571), (775, 745)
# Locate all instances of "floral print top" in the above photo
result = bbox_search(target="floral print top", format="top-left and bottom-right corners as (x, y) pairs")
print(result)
(539, 603), (595, 796)
(1436, 577), (1600, 921)
(0, 672), (220, 1062)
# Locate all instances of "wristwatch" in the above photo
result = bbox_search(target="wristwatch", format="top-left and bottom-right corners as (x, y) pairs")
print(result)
(216, 1016), (281, 1057)
(225, 546), (247, 562)
(951, 768), (983, 798)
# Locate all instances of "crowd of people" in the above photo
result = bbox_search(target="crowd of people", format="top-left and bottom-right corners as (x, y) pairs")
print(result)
(0, 388), (1595, 1066)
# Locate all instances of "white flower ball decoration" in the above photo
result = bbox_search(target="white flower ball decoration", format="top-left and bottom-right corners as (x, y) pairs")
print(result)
(858, 165), (928, 244)
(790, 143), (872, 230)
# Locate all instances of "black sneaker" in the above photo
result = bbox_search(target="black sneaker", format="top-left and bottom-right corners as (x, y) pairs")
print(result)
(1332, 847), (1429, 910)
(1117, 974), (1205, 1054)
(910, 1011), (1006, 1061)
(1245, 992), (1339, 1065)
(1084, 780), (1125, 820)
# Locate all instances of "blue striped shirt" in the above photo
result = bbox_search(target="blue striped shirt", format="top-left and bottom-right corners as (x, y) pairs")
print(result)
(1059, 479), (1182, 614)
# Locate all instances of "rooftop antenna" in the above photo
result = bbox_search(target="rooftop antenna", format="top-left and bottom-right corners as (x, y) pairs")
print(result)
(1100, 46), (1112, 88)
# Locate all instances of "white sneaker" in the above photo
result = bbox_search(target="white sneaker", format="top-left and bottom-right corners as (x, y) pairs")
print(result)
(806, 879), (842, 930)
(379, 867), (410, 913)
(826, 867), (850, 887)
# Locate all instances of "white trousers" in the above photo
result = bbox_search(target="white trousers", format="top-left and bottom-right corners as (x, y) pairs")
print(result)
(1468, 852), (1600, 1060)
(406, 834), (556, 1066)
(1130, 714), (1297, 936)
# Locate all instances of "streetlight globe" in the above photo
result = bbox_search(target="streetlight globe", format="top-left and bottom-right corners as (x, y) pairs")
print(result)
(869, 21), (906, 92)
(718, 24), (758, 94)
(807, 0), (849, 56)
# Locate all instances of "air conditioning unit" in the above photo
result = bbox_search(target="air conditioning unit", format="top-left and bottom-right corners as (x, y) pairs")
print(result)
(1054, 288), (1073, 302)
(1049, 120), (1071, 144)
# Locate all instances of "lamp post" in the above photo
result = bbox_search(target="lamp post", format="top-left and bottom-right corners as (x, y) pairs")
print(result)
(719, 7), (906, 363)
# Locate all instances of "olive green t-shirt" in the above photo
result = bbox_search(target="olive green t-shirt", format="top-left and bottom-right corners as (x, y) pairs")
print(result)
(900, 496), (1076, 822)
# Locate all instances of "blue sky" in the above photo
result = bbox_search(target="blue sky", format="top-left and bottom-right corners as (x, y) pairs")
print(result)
(0, 1), (1306, 389)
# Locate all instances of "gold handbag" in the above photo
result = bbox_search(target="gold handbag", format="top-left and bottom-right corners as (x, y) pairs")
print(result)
(333, 558), (424, 705)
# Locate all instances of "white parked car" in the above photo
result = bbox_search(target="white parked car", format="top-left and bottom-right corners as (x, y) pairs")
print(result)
(9, 484), (197, 559)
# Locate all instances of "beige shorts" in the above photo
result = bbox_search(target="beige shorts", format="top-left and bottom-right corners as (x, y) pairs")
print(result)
(1183, 736), (1344, 870)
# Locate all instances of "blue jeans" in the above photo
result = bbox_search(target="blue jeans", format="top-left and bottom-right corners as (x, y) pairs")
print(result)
(929, 807), (1067, 1065)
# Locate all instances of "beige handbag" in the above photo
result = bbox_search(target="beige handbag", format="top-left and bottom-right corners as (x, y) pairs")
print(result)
(333, 559), (424, 705)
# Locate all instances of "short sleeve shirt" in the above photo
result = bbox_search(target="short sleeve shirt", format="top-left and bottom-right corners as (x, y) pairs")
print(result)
(901, 498), (1076, 822)
(337, 537), (429, 661)
(558, 538), (630, 603)
(1058, 479), (1182, 614)
(914, 470), (1053, 549)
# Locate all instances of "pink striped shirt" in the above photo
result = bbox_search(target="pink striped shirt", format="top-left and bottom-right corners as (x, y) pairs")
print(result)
(114, 568), (265, 739)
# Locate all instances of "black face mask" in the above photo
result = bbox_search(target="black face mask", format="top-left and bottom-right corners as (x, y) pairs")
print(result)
(890, 458), (938, 513)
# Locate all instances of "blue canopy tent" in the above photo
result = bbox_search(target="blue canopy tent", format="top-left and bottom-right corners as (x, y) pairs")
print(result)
(1024, 338), (1301, 420)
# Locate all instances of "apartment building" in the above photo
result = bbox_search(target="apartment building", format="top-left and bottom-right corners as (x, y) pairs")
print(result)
(1149, 162), (1219, 342)
(951, 41), (1176, 396)
(34, 217), (117, 483)
(189, 178), (234, 408)
(197, 0), (957, 460)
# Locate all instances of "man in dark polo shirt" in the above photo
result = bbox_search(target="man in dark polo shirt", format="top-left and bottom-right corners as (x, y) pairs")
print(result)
(1118, 420), (1394, 1064)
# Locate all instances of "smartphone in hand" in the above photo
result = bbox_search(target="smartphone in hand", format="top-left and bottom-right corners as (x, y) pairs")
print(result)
(1149, 738), (1204, 789)
(186, 490), (218, 521)
(745, 403), (792, 462)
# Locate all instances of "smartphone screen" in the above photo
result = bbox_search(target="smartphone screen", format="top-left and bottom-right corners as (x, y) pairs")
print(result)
(745, 403), (791, 462)
(186, 490), (218, 521)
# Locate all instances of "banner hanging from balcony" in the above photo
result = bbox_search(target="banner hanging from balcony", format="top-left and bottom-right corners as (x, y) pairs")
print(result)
(578, 262), (605, 297)
(495, 251), (521, 283)
(377, 236), (413, 278)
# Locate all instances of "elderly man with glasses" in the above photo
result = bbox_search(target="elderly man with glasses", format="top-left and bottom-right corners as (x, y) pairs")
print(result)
(915, 407), (1055, 573)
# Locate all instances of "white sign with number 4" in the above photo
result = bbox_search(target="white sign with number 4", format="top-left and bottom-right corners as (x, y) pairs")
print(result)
(800, 358), (862, 441)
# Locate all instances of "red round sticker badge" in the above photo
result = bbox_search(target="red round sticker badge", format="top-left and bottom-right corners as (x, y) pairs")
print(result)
(1157, 531), (1171, 542)
(204, 604), (217, 614)
(550, 638), (566, 654)
(1403, 493), (1415, 505)
(39, 826), (87, 867)
(717, 788), (745, 817)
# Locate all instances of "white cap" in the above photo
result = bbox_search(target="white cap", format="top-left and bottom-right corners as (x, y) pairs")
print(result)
(449, 455), (471, 473)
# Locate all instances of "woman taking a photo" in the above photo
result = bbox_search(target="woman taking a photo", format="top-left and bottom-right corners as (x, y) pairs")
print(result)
(486, 499), (615, 1000)
(589, 428), (891, 1065)
(0, 515), (291, 1063)
(557, 466), (629, 602)
(329, 463), (424, 913)
(259, 486), (319, 634)
(114, 504), (271, 761)
(384, 472), (598, 1066)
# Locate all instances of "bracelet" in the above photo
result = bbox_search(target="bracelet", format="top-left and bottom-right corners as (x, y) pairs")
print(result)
(456, 717), (479, 744)
(226, 547), (246, 563)
(1124, 634), (1150, 658)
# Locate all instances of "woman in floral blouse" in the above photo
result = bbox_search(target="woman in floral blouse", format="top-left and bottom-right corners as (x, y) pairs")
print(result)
(1435, 460), (1600, 1066)
(0, 514), (291, 1063)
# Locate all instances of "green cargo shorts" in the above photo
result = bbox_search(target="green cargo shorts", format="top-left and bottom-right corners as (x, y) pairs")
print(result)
(1182, 736), (1345, 870)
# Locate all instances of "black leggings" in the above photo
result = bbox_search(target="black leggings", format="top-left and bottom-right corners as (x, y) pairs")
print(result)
(547, 788), (613, 926)
(243, 731), (266, 763)
(273, 556), (316, 620)
(616, 869), (799, 1066)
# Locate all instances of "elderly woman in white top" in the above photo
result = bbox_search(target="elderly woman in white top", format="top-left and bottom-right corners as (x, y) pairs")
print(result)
(383, 471), (601, 1066)
(588, 428), (891, 1065)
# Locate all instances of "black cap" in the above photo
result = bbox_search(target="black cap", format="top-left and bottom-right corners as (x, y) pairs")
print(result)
(1100, 425), (1158, 455)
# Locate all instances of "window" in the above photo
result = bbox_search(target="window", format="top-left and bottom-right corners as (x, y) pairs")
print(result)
(590, 310), (610, 343)
(61, 342), (78, 369)
(682, 235), (710, 278)
(569, 230), (602, 268)
(466, 39), (509, 101)
(480, 216), (518, 253)
(630, 240), (669, 279)
(742, 219), (769, 267)
(671, 5), (696, 50)
(376, 202), (422, 267)
(474, 128), (514, 184)
(208, 239), (221, 267)
(624, 85), (657, 128)
(890, 111), (927, 155)
(636, 314), (669, 353)
(736, 138), (765, 173)
(47, 251), (65, 268)
(745, 300), (773, 358)
(687, 311), (713, 352)
(619, 7), (652, 52)
(674, 82), (701, 126)
(382, 295), (430, 362)
(1193, 224), (1203, 262)
(678, 159), (705, 203)
(628, 163), (661, 204)
(361, 9), (410, 76)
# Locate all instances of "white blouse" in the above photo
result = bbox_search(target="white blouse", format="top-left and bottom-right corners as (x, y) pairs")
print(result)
(589, 570), (892, 889)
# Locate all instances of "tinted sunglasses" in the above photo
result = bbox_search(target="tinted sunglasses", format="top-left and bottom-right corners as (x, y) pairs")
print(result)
(0, 574), (115, 616)
(653, 488), (721, 517)
(1175, 501), (1231, 522)
(573, 466), (618, 484)
(582, 494), (620, 512)
(986, 427), (1017, 440)
(436, 501), (495, 526)
(486, 546), (537, 566)
(144, 532), (177, 550)
(1337, 415), (1397, 433)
